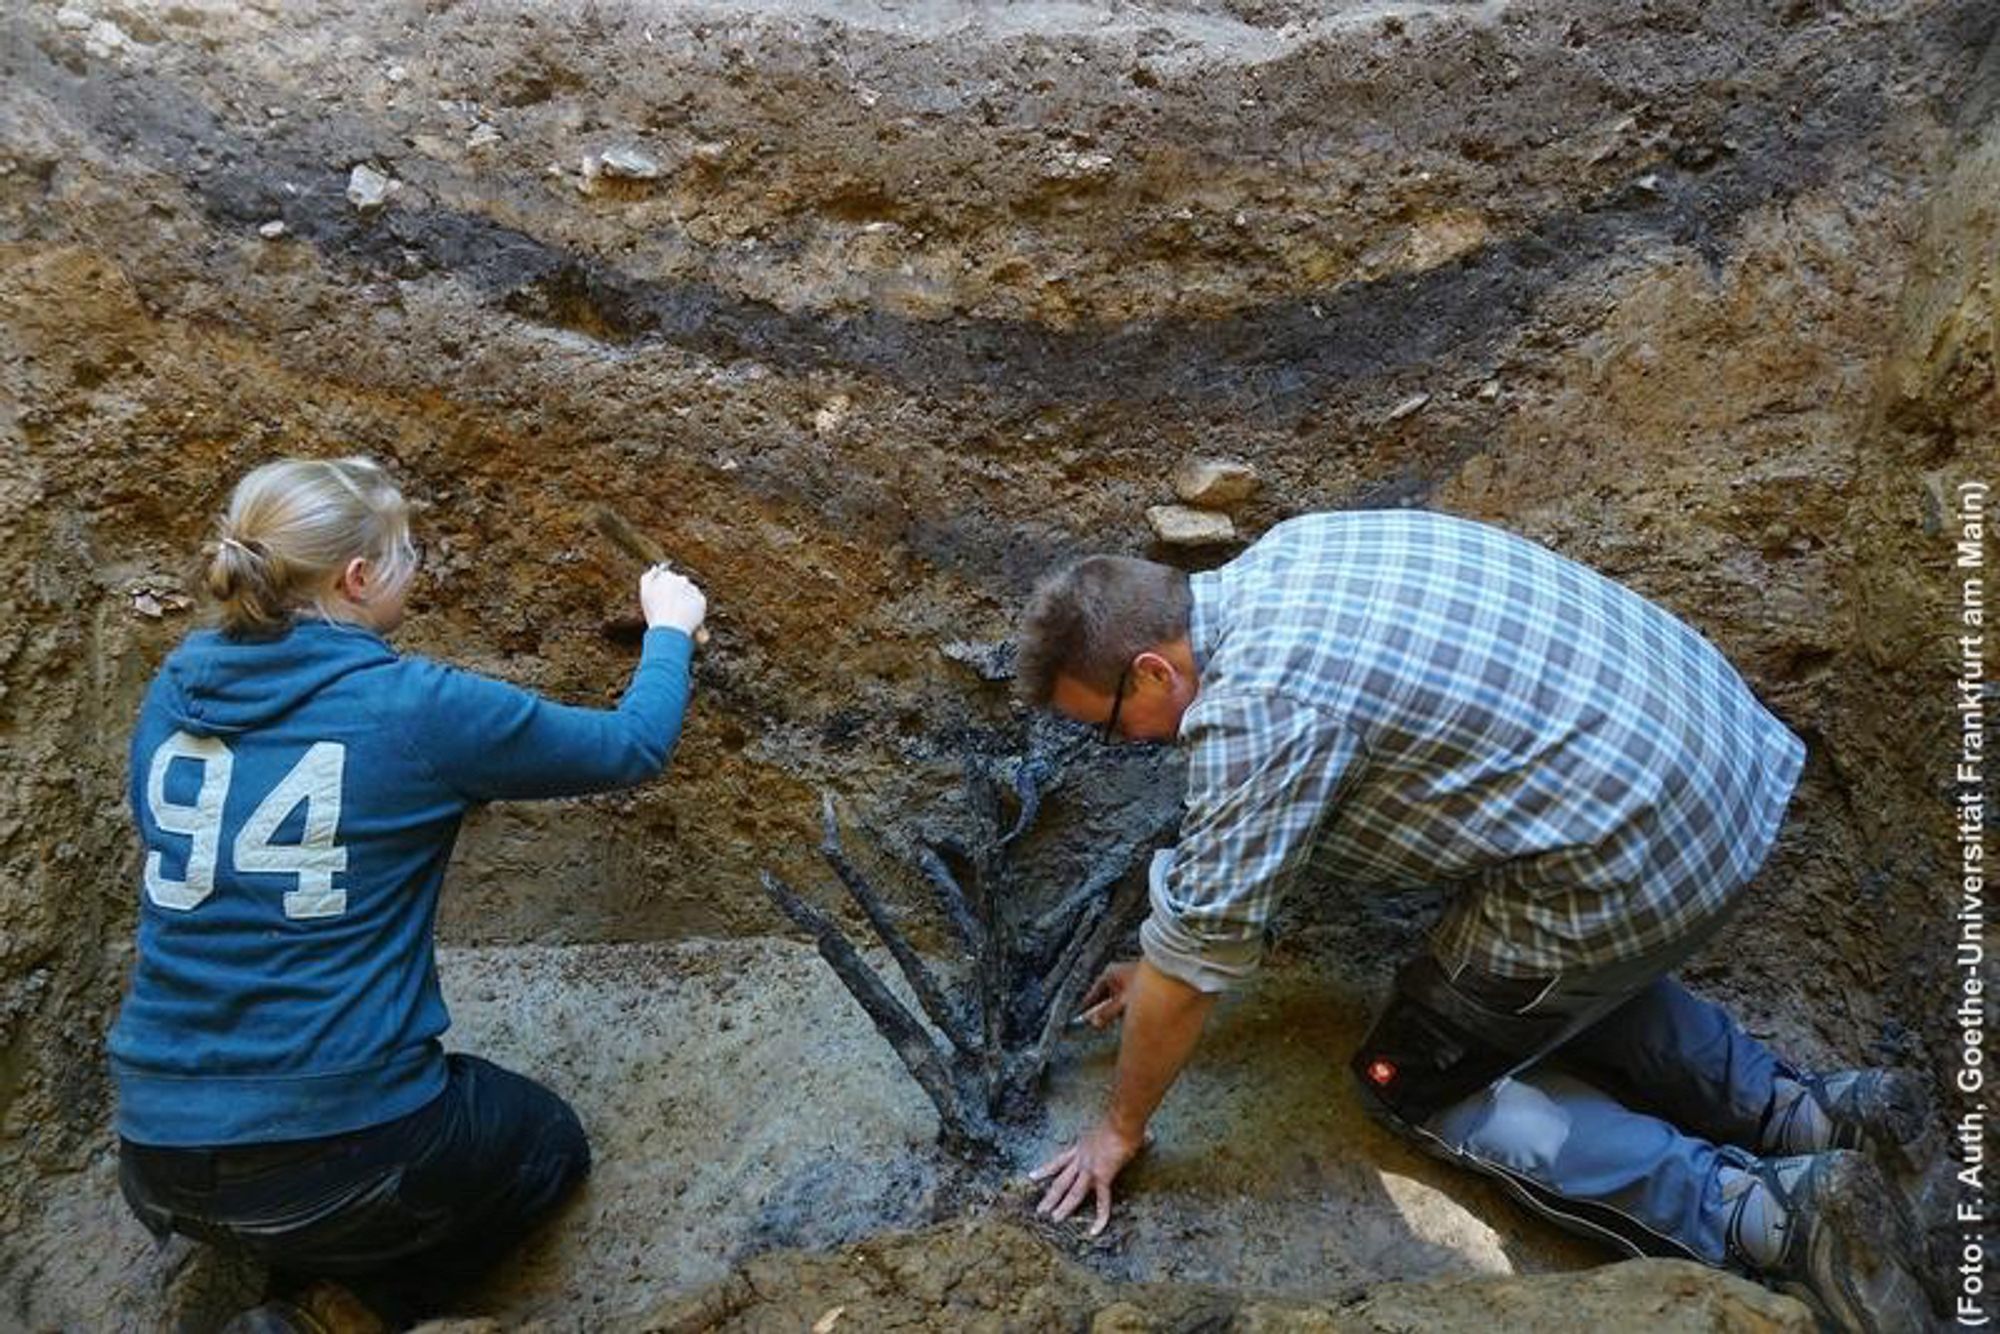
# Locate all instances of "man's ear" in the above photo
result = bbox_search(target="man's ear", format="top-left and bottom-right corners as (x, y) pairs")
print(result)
(1132, 649), (1175, 687)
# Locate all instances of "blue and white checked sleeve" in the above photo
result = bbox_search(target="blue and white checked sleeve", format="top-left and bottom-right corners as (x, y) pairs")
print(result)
(1140, 692), (1362, 993)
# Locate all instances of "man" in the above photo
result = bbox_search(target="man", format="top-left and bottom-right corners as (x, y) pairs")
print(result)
(1017, 509), (1938, 1334)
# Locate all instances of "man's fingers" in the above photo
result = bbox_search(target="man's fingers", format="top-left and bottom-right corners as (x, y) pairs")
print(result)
(1035, 1173), (1064, 1216)
(1032, 1135), (1128, 1232)
(1036, 1157), (1080, 1214)
(1081, 976), (1111, 1008)
(1029, 1145), (1074, 1183)
(1088, 1180), (1113, 1237)
(1082, 998), (1119, 1030)
(1049, 1169), (1093, 1223)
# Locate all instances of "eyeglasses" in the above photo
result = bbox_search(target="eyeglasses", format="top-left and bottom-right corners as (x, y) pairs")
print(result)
(1100, 663), (1131, 744)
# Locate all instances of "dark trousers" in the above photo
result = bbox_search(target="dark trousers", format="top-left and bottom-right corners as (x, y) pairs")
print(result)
(118, 1054), (590, 1322)
(1350, 903), (1785, 1266)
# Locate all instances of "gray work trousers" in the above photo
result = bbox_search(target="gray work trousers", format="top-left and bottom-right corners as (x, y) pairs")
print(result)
(1353, 903), (1782, 1264)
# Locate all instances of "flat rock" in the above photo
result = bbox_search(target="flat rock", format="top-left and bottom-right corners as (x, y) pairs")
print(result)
(1147, 504), (1235, 546)
(1173, 458), (1259, 506)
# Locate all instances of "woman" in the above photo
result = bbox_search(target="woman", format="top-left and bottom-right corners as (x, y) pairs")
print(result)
(109, 456), (705, 1328)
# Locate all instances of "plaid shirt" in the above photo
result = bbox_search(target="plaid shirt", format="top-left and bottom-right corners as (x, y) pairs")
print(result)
(1139, 511), (1806, 990)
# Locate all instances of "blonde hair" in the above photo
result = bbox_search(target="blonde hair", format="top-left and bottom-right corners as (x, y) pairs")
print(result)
(204, 456), (417, 638)
(1016, 556), (1191, 704)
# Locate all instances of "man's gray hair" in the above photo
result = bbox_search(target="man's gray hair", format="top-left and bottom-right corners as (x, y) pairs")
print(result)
(1016, 556), (1192, 705)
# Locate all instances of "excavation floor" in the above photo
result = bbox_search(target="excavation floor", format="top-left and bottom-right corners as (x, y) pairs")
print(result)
(8, 937), (1600, 1330)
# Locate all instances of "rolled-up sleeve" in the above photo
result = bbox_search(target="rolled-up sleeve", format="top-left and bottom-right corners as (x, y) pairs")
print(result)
(1140, 692), (1360, 993)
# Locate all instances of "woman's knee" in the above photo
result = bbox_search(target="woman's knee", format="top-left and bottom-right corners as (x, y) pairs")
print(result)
(538, 1094), (591, 1195)
(445, 1053), (591, 1201)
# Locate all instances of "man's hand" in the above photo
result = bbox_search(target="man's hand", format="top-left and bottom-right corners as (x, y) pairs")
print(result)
(1037, 959), (1217, 1237)
(1075, 960), (1139, 1029)
(1030, 1120), (1145, 1236)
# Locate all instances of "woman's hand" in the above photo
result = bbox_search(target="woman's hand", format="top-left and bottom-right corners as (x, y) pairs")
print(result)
(640, 564), (707, 638)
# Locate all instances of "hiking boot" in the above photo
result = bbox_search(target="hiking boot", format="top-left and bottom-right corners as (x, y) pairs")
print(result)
(1764, 1069), (1932, 1172)
(1725, 1150), (1936, 1334)
(1766, 1066), (1954, 1315)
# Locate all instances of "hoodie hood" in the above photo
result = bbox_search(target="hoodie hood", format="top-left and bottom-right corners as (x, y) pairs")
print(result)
(158, 621), (400, 736)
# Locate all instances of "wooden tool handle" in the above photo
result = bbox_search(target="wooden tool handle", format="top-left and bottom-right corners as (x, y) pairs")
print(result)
(590, 505), (711, 645)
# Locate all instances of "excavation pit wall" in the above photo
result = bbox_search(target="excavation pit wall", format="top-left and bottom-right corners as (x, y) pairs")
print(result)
(2, 0), (1996, 1328)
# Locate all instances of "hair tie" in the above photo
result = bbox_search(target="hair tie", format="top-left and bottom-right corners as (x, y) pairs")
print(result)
(219, 536), (256, 557)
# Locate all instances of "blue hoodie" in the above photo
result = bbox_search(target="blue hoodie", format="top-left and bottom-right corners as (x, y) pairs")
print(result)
(108, 620), (693, 1146)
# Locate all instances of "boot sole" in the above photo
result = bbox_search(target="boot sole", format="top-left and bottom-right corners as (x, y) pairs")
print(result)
(1887, 1126), (1958, 1321)
(1788, 1153), (1938, 1334)
(1856, 1074), (1954, 1320)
